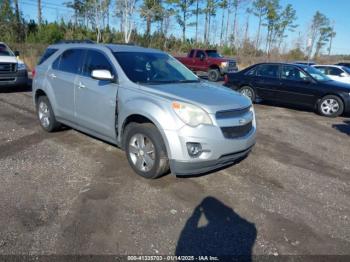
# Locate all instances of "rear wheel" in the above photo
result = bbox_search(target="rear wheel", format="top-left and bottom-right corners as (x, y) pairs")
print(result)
(208, 68), (220, 82)
(36, 96), (61, 132)
(239, 86), (256, 102)
(318, 95), (344, 117)
(124, 123), (169, 179)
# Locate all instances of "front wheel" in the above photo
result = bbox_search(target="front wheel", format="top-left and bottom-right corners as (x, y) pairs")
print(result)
(208, 69), (220, 82)
(124, 123), (169, 179)
(239, 86), (256, 102)
(36, 96), (61, 132)
(318, 95), (344, 117)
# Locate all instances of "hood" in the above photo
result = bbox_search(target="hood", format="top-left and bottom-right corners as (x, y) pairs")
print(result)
(208, 57), (235, 63)
(321, 80), (350, 91)
(0, 55), (18, 63)
(141, 81), (251, 114)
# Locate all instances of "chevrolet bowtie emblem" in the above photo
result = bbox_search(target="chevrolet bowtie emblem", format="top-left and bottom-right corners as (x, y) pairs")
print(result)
(239, 119), (246, 125)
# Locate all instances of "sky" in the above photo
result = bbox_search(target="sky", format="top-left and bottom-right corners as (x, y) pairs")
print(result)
(17, 0), (350, 55)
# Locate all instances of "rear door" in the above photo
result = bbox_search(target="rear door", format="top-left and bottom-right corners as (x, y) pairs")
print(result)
(277, 65), (319, 106)
(253, 64), (281, 100)
(47, 48), (84, 122)
(75, 49), (118, 139)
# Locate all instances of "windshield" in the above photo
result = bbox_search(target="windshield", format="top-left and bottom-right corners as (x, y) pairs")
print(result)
(0, 44), (14, 56)
(206, 50), (223, 58)
(113, 52), (199, 84)
(302, 66), (331, 81)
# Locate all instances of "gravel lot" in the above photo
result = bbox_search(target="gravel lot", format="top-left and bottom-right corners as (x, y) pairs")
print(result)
(0, 85), (349, 256)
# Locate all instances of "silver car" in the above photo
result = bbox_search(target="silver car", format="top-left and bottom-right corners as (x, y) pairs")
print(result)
(32, 42), (256, 179)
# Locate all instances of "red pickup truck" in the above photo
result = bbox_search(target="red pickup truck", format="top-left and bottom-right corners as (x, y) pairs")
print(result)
(175, 49), (238, 82)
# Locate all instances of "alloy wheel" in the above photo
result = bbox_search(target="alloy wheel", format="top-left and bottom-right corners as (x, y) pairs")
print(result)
(38, 101), (50, 128)
(240, 88), (253, 100)
(128, 133), (155, 172)
(320, 98), (340, 115)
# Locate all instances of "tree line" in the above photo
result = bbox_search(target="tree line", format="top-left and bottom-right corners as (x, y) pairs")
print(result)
(0, 0), (337, 60)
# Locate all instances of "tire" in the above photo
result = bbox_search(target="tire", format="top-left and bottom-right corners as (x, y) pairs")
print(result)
(318, 95), (344, 117)
(239, 86), (256, 102)
(124, 123), (169, 179)
(208, 69), (220, 82)
(36, 96), (61, 132)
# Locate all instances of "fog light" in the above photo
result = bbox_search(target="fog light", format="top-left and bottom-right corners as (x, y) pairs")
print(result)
(186, 142), (202, 158)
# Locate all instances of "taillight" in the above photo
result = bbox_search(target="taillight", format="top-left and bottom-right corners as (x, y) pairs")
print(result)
(32, 68), (36, 78)
(224, 74), (228, 84)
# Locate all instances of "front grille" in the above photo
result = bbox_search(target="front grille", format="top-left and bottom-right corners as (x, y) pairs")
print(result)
(0, 63), (17, 74)
(216, 106), (251, 119)
(221, 122), (253, 139)
(228, 61), (236, 68)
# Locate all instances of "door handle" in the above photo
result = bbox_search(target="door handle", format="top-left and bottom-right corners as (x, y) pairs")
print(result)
(49, 73), (56, 79)
(78, 82), (86, 89)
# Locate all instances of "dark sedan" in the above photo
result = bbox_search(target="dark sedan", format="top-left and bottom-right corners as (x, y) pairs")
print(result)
(224, 63), (350, 117)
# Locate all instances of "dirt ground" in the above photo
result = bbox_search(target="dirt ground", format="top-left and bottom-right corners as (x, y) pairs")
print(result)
(0, 85), (349, 257)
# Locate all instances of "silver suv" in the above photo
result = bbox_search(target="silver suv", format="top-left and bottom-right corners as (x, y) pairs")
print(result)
(32, 42), (256, 178)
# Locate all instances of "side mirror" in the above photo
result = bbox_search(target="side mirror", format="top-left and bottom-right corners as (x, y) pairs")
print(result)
(14, 51), (20, 56)
(340, 72), (347, 77)
(91, 69), (114, 81)
(199, 54), (205, 61)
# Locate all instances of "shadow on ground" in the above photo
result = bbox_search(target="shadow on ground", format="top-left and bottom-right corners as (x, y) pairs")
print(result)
(333, 121), (350, 136)
(176, 196), (256, 260)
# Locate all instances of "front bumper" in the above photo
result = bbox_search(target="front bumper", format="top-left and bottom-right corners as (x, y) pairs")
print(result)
(0, 70), (28, 87)
(221, 66), (238, 74)
(170, 145), (254, 175)
(164, 110), (256, 175)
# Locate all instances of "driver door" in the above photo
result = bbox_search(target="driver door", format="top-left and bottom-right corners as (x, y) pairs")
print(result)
(193, 50), (207, 71)
(277, 65), (319, 106)
(75, 49), (118, 139)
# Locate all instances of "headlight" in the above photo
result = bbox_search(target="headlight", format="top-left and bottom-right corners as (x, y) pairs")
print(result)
(220, 62), (228, 68)
(172, 101), (213, 127)
(17, 63), (26, 70)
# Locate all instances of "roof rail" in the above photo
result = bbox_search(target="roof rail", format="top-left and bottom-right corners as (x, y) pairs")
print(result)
(55, 39), (95, 44)
(112, 42), (137, 46)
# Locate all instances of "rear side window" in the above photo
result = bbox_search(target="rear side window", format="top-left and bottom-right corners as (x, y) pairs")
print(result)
(52, 49), (84, 74)
(38, 48), (58, 65)
(82, 50), (114, 77)
(256, 64), (279, 78)
(328, 67), (343, 76)
(188, 50), (195, 58)
(245, 67), (256, 76)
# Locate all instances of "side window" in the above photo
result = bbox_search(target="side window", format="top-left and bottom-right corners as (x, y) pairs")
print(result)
(82, 50), (114, 77)
(256, 65), (279, 78)
(53, 49), (84, 74)
(195, 51), (205, 59)
(281, 65), (308, 81)
(315, 67), (327, 74)
(328, 67), (343, 76)
(188, 50), (195, 58)
(38, 48), (58, 65)
(52, 56), (60, 70)
(245, 67), (256, 76)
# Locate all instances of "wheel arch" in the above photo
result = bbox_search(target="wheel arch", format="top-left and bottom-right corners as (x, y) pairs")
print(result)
(209, 64), (220, 70)
(34, 89), (47, 105)
(120, 113), (171, 158)
(317, 93), (345, 107)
